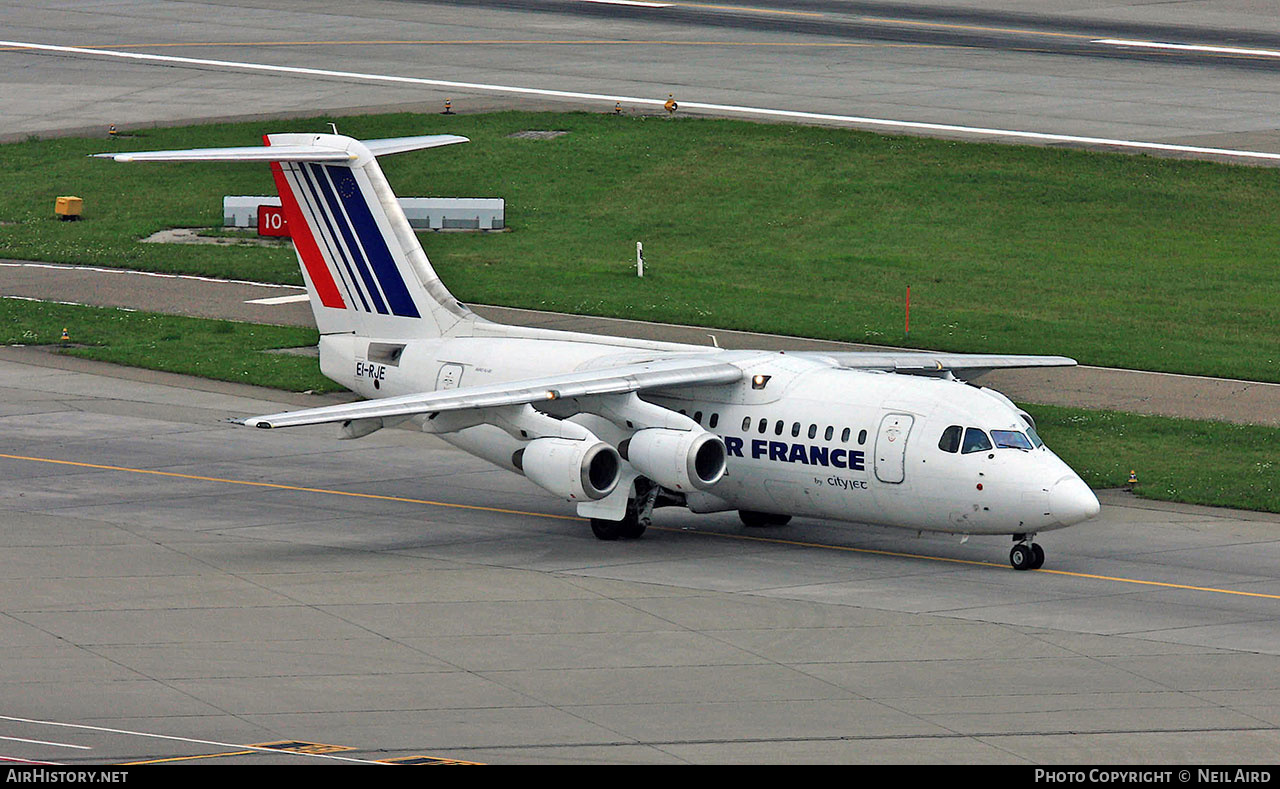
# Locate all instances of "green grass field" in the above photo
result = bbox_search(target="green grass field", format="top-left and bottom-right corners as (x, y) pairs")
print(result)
(0, 298), (331, 392)
(2, 111), (1278, 382)
(1031, 404), (1277, 513)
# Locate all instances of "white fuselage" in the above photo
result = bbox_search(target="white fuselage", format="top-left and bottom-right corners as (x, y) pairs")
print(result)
(320, 328), (1099, 536)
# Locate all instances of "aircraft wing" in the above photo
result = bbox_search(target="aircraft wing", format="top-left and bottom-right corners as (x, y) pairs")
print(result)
(233, 356), (742, 429)
(800, 352), (1077, 379)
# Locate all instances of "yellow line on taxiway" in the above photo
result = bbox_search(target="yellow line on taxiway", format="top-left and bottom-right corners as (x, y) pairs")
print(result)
(4, 452), (1277, 600)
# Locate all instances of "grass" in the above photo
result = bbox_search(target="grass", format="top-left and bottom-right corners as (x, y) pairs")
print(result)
(0, 298), (334, 393)
(1, 297), (1276, 513)
(1032, 404), (1278, 513)
(1, 111), (1278, 382)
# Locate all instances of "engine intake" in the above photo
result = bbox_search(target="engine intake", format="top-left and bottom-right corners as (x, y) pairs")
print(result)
(515, 438), (621, 501)
(621, 428), (727, 492)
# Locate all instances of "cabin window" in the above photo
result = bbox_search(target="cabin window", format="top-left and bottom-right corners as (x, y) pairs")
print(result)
(841, 428), (851, 443)
(962, 427), (993, 454)
(824, 426), (834, 441)
(992, 430), (1033, 450)
(857, 429), (868, 445)
(694, 411), (703, 425)
(774, 420), (784, 436)
(938, 425), (962, 453)
(758, 418), (768, 434)
(808, 424), (817, 440)
(742, 416), (751, 432)
(709, 413), (719, 429)
(791, 422), (801, 438)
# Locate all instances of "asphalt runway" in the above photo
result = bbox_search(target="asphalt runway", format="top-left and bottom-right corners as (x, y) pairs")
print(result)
(3, 0), (1280, 158)
(2, 348), (1280, 765)
(3, 0), (1280, 767)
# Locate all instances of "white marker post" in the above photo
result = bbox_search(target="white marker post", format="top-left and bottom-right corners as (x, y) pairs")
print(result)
(636, 241), (644, 278)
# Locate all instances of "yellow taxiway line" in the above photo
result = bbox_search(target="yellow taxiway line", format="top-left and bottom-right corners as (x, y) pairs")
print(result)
(3, 452), (1278, 601)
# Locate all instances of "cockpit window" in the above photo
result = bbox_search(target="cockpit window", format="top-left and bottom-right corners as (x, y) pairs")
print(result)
(1025, 425), (1044, 448)
(991, 429), (1033, 450)
(938, 425), (962, 453)
(961, 428), (993, 454)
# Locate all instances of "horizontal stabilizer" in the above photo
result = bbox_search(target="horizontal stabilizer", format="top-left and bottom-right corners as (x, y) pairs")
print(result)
(364, 135), (470, 156)
(93, 134), (468, 163)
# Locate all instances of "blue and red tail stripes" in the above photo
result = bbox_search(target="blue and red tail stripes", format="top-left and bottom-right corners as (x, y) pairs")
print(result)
(269, 161), (346, 310)
(269, 145), (421, 320)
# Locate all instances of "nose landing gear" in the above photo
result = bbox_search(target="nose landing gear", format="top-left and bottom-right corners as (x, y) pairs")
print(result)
(1010, 535), (1045, 571)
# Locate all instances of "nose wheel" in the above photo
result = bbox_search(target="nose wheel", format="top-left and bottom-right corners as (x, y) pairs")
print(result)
(1010, 538), (1045, 571)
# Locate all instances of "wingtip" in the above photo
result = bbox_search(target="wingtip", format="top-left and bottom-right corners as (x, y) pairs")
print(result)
(226, 417), (272, 428)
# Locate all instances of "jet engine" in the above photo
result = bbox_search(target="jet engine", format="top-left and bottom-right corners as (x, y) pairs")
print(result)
(515, 438), (622, 501)
(620, 428), (727, 492)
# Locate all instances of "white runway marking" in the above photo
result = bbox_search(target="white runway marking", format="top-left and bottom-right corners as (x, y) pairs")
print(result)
(0, 261), (301, 289)
(0, 736), (90, 750)
(0, 755), (60, 765)
(0, 715), (387, 764)
(580, 0), (673, 7)
(1096, 38), (1280, 59)
(245, 293), (311, 305)
(3, 295), (121, 310)
(4, 39), (1280, 162)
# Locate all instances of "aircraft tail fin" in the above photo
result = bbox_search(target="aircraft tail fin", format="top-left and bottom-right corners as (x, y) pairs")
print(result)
(97, 133), (475, 339)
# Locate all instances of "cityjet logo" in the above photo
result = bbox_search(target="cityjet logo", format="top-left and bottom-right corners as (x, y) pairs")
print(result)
(723, 437), (866, 471)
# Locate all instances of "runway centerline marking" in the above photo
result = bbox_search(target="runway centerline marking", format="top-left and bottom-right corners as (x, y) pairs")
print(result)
(3, 452), (1277, 601)
(0, 737), (90, 750)
(59, 39), (930, 51)
(0, 716), (387, 765)
(1096, 38), (1280, 59)
(582, 0), (673, 7)
(245, 294), (311, 305)
(4, 39), (1280, 162)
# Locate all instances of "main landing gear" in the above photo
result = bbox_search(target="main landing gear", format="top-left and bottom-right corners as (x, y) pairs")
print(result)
(590, 511), (646, 540)
(738, 510), (792, 528)
(1009, 534), (1045, 571)
(590, 483), (658, 541)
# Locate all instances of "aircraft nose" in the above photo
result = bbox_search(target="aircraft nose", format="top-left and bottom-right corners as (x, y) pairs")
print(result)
(1050, 475), (1101, 526)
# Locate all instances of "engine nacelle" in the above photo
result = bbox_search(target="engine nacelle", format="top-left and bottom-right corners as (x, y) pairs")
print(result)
(621, 428), (727, 492)
(516, 438), (621, 501)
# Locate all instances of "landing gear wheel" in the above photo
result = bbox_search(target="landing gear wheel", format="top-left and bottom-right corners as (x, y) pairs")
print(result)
(590, 518), (626, 541)
(1010, 543), (1034, 571)
(620, 517), (647, 539)
(739, 510), (792, 528)
(590, 505), (646, 541)
(1029, 542), (1045, 570)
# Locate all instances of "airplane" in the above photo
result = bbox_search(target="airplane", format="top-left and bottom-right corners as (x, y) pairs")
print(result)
(96, 131), (1100, 571)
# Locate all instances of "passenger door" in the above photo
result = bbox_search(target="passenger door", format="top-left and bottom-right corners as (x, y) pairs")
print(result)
(874, 413), (914, 484)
